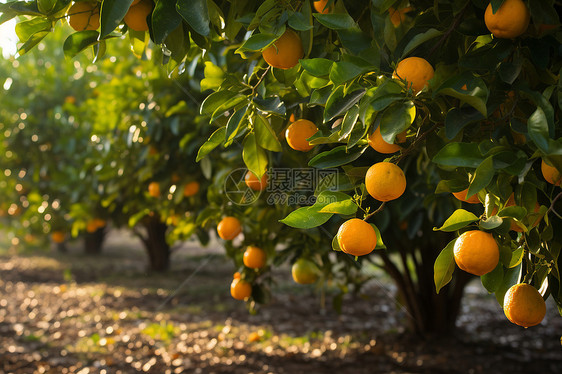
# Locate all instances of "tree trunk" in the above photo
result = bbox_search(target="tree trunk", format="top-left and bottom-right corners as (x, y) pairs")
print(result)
(83, 227), (106, 255)
(56, 242), (67, 253)
(384, 230), (472, 337)
(140, 215), (170, 272)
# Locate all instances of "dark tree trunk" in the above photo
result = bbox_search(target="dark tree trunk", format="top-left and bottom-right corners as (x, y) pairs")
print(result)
(381, 230), (472, 337)
(56, 243), (68, 253)
(83, 227), (106, 255)
(140, 215), (170, 272)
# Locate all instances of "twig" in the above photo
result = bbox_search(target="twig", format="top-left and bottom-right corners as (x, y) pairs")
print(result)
(395, 122), (441, 165)
(364, 202), (386, 221)
(547, 191), (562, 219)
(426, 4), (469, 59)
(251, 65), (271, 96)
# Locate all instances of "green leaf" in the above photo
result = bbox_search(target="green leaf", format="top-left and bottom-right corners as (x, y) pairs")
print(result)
(300, 58), (334, 77)
(100, 0), (136, 39)
(329, 61), (370, 86)
(253, 96), (285, 115)
(313, 13), (357, 30)
(434, 209), (479, 232)
(196, 127), (226, 162)
(254, 114), (282, 152)
(479, 215), (503, 230)
(432, 142), (484, 168)
(176, 0), (210, 36)
(318, 198), (357, 215)
(163, 23), (188, 72)
(15, 17), (51, 42)
(527, 107), (550, 154)
(490, 0), (504, 13)
(324, 86), (366, 122)
(200, 90), (238, 116)
(17, 30), (49, 55)
(36, 0), (57, 14)
(434, 72), (489, 116)
(481, 262), (504, 293)
(200, 61), (224, 91)
(63, 31), (100, 59)
(308, 146), (367, 169)
(235, 33), (276, 54)
(434, 238), (457, 294)
(288, 10), (312, 31)
(508, 247), (524, 268)
(379, 100), (415, 143)
(467, 156), (494, 198)
(444, 107), (485, 140)
(152, 0), (182, 44)
(225, 107), (248, 144)
(332, 233), (342, 251)
(339, 105), (360, 140)
(242, 132), (268, 178)
(400, 28), (442, 58)
(497, 206), (527, 220)
(279, 205), (333, 229)
(373, 224), (386, 250)
(495, 263), (522, 306)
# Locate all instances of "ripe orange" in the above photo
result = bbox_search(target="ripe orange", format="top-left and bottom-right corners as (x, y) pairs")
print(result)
(86, 220), (99, 233)
(368, 127), (407, 154)
(365, 162), (406, 202)
(183, 181), (200, 197)
(392, 57), (434, 93)
(262, 29), (304, 70)
(285, 119), (318, 152)
(389, 6), (412, 27)
(245, 171), (268, 191)
(248, 331), (262, 342)
(217, 216), (242, 240)
(336, 218), (377, 256)
(68, 1), (100, 31)
(452, 188), (480, 204)
(484, 0), (530, 39)
(313, 0), (331, 14)
(148, 181), (160, 198)
(541, 159), (561, 186)
(93, 218), (106, 228)
(503, 283), (546, 327)
(124, 0), (153, 32)
(51, 231), (66, 244)
(291, 258), (320, 284)
(243, 246), (267, 269)
(230, 277), (252, 300)
(453, 230), (499, 276)
(289, 113), (296, 122)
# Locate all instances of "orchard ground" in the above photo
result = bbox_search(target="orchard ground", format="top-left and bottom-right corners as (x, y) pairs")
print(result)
(0, 230), (560, 374)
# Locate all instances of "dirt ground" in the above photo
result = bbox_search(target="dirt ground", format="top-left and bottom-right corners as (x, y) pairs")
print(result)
(0, 230), (561, 374)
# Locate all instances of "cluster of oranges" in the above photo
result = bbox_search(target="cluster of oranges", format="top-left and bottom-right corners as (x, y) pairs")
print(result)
(67, 0), (153, 32)
(217, 215), (320, 300)
(147, 180), (200, 199)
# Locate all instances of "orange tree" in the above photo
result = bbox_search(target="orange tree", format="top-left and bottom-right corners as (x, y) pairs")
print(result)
(0, 26), (112, 253)
(73, 43), (214, 271)
(3, 0), (562, 333)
